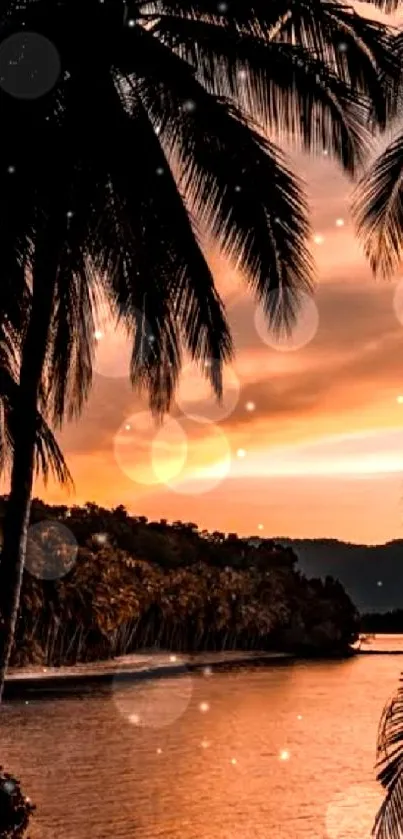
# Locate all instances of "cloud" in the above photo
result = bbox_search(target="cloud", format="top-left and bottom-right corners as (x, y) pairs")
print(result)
(57, 270), (403, 466)
(34, 21), (403, 545)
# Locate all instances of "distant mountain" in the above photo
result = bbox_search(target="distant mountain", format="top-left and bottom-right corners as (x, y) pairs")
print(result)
(276, 538), (403, 614)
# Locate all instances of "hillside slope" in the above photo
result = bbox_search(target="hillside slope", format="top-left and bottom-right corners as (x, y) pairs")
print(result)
(277, 538), (403, 613)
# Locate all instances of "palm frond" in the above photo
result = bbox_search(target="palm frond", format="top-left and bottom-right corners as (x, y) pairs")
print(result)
(151, 2), (399, 132)
(361, 0), (402, 11)
(145, 0), (397, 38)
(33, 412), (73, 488)
(87, 76), (233, 415)
(391, 29), (403, 69)
(130, 31), (315, 320)
(20, 69), (116, 427)
(372, 679), (403, 839)
(154, 17), (375, 167)
(268, 0), (400, 123)
(352, 130), (403, 278)
(44, 251), (96, 427)
(0, 350), (73, 489)
(147, 0), (400, 123)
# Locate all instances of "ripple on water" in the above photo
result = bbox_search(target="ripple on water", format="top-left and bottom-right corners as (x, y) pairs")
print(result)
(0, 653), (399, 839)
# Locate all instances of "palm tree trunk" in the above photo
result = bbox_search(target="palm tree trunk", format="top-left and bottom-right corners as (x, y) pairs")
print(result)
(0, 221), (62, 701)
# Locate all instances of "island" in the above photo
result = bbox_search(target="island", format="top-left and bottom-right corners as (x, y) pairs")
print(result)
(0, 498), (360, 673)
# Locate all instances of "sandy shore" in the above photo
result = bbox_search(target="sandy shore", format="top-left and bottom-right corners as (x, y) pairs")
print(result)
(4, 650), (293, 697)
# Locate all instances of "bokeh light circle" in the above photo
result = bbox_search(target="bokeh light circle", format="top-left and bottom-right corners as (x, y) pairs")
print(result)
(112, 664), (193, 729)
(325, 783), (383, 839)
(254, 292), (319, 352)
(93, 296), (155, 379)
(0, 32), (61, 99)
(175, 361), (240, 424)
(152, 416), (231, 495)
(25, 520), (78, 580)
(114, 412), (188, 487)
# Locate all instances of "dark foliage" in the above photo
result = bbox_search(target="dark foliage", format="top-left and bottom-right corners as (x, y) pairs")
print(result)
(360, 611), (403, 634)
(0, 768), (35, 839)
(0, 498), (360, 665)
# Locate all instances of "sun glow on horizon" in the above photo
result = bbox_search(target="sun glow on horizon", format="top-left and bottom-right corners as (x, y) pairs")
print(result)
(230, 427), (403, 478)
(160, 427), (403, 489)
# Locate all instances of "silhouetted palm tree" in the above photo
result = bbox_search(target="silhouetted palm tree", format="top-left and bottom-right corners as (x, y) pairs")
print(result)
(0, 297), (72, 490)
(0, 0), (398, 698)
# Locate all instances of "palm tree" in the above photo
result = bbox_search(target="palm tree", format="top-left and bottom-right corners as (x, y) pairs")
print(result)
(0, 306), (73, 660)
(0, 318), (72, 492)
(0, 0), (398, 699)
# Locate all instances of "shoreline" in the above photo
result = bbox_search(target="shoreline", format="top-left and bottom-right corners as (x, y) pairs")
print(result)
(4, 650), (293, 698)
(3, 647), (364, 698)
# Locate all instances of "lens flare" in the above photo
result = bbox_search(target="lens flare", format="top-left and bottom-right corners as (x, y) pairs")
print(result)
(25, 521), (78, 581)
(254, 292), (319, 352)
(112, 666), (193, 729)
(114, 412), (187, 487)
(175, 361), (240, 424)
(0, 33), (61, 99)
(153, 418), (231, 496)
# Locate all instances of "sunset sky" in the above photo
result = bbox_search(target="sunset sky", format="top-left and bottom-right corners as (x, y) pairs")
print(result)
(25, 3), (403, 546)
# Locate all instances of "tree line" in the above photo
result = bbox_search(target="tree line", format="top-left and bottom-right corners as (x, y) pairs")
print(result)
(360, 611), (403, 634)
(5, 498), (360, 666)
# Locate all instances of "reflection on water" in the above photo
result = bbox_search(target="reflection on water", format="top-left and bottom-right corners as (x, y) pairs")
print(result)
(359, 633), (403, 652)
(0, 645), (401, 839)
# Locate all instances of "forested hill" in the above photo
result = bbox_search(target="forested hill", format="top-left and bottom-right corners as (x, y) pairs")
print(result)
(276, 538), (403, 614)
(0, 498), (359, 665)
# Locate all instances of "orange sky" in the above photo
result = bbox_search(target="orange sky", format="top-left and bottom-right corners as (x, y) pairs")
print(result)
(19, 3), (403, 545)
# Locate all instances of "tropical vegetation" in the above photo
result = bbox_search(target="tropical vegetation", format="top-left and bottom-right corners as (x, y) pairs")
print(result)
(0, 768), (35, 839)
(360, 611), (403, 634)
(0, 0), (399, 701)
(1, 498), (360, 669)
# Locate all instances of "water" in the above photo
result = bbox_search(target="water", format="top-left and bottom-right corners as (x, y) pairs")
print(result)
(359, 633), (403, 652)
(1, 639), (403, 839)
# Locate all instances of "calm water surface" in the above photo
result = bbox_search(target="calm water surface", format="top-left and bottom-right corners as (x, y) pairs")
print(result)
(1, 638), (403, 839)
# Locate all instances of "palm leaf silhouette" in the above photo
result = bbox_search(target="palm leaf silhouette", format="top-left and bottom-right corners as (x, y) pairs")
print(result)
(372, 679), (403, 839)
(0, 318), (72, 489)
(362, 0), (402, 11)
(155, 0), (400, 133)
(353, 131), (403, 278)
